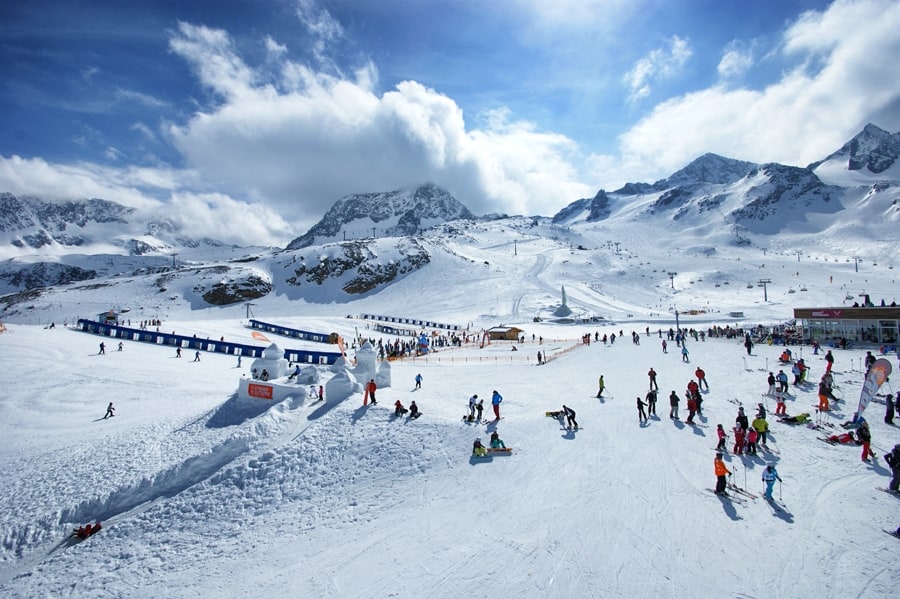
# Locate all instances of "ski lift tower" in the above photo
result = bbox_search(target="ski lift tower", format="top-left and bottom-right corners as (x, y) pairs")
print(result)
(758, 279), (771, 302)
(245, 302), (256, 319)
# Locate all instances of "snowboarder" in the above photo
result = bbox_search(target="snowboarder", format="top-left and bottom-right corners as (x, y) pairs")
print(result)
(695, 367), (709, 391)
(884, 444), (900, 492)
(648, 368), (658, 391)
(394, 400), (408, 417)
(761, 463), (782, 500)
(646, 389), (657, 416)
(98, 342), (106, 355)
(885, 393), (895, 425)
(865, 351), (876, 373)
(409, 401), (421, 419)
(491, 390), (503, 420)
(596, 375), (605, 398)
(490, 431), (506, 449)
(714, 453), (732, 495)
(472, 438), (487, 457)
(715, 424), (727, 451)
(858, 421), (875, 462)
(669, 390), (680, 419)
(562, 404), (578, 429)
(414, 373), (423, 389)
(103, 402), (115, 419)
(824, 349), (834, 373)
(476, 399), (484, 421)
(468, 394), (478, 421)
(636, 396), (647, 423)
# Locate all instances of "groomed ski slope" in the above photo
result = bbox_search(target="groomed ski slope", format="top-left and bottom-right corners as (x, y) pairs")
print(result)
(0, 318), (897, 598)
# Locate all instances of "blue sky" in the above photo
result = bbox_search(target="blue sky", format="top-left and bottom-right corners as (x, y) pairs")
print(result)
(1, 0), (899, 245)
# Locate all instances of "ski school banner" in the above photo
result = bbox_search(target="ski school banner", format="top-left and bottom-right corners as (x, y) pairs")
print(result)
(856, 358), (892, 419)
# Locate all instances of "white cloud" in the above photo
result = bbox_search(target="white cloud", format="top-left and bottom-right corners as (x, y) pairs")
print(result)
(623, 36), (692, 103)
(165, 22), (594, 223)
(717, 41), (754, 80)
(607, 0), (900, 188)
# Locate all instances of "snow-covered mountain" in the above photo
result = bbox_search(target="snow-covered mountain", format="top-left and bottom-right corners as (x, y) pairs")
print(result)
(1, 125), (899, 321)
(285, 182), (475, 250)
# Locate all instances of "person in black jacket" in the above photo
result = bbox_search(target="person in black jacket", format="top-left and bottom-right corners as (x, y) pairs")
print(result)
(884, 444), (900, 492)
(735, 407), (749, 432)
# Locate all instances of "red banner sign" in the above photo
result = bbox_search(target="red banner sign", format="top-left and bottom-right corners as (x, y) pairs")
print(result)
(248, 383), (273, 400)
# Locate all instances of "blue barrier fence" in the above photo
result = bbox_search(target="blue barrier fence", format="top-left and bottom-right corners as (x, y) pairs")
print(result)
(76, 319), (342, 365)
(247, 319), (332, 343)
(359, 313), (460, 331)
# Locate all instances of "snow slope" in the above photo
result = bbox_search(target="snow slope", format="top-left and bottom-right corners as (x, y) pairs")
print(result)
(0, 307), (898, 598)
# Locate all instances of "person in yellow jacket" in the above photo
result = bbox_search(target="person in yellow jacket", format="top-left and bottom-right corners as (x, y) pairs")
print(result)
(714, 453), (732, 495)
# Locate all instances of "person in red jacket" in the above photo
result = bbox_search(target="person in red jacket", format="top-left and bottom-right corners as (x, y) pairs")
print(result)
(732, 426), (746, 455)
(714, 453), (732, 494)
(686, 394), (698, 424)
(364, 379), (377, 405)
(695, 367), (709, 391)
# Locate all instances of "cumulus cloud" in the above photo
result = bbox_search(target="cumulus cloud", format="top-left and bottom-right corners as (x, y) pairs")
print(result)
(623, 36), (692, 103)
(717, 41), (755, 80)
(607, 0), (900, 188)
(165, 21), (594, 223)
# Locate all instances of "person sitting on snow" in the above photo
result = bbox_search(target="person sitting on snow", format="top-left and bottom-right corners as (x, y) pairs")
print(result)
(825, 431), (856, 444)
(473, 438), (487, 457)
(490, 431), (506, 449)
(409, 401), (421, 419)
(394, 400), (408, 417)
(778, 412), (811, 424)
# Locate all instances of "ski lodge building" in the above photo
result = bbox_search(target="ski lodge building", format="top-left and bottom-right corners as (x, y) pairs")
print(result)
(794, 306), (900, 347)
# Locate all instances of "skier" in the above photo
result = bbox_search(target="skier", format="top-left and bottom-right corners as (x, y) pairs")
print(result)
(491, 390), (503, 420)
(776, 370), (789, 393)
(744, 335), (753, 355)
(668, 390), (680, 419)
(858, 421), (875, 462)
(732, 425), (746, 455)
(761, 463), (782, 500)
(176, 347), (182, 358)
(825, 431), (856, 444)
(409, 401), (421, 419)
(237, 355), (242, 368)
(562, 405), (578, 429)
(117, 341), (123, 352)
(685, 393), (697, 424)
(681, 345), (689, 362)
(103, 402), (115, 419)
(364, 379), (377, 405)
(394, 400), (408, 417)
(746, 428), (759, 455)
(778, 413), (811, 424)
(715, 424), (727, 452)
(766, 372), (776, 396)
(752, 414), (769, 446)
(318, 385), (324, 402)
(596, 375), (605, 398)
(884, 444), (900, 492)
(714, 453), (732, 495)
(467, 394), (478, 421)
(817, 378), (831, 411)
(414, 373), (423, 389)
(636, 396), (647, 423)
(735, 407), (749, 432)
(648, 368), (658, 391)
(774, 389), (787, 416)
(645, 389), (657, 417)
(824, 350), (834, 374)
(490, 431), (506, 449)
(98, 342), (106, 355)
(472, 438), (487, 457)
(192, 351), (200, 362)
(885, 393), (895, 425)
(661, 339), (668, 353)
(476, 399), (484, 421)
(537, 350), (543, 365)
(755, 403), (766, 420)
(695, 367), (709, 391)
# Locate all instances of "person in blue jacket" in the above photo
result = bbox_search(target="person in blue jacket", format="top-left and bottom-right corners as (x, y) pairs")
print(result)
(414, 373), (423, 389)
(761, 463), (782, 500)
(491, 390), (503, 420)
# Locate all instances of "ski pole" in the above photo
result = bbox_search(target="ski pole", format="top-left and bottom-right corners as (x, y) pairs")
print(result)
(779, 479), (782, 501)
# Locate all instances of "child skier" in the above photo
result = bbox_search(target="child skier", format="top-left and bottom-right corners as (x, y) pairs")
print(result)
(714, 453), (731, 495)
(715, 424), (727, 452)
(761, 463), (782, 500)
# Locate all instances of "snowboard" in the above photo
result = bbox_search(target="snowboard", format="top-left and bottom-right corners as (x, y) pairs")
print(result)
(488, 447), (512, 455)
(876, 487), (900, 498)
(884, 529), (900, 539)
